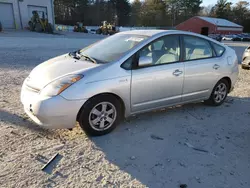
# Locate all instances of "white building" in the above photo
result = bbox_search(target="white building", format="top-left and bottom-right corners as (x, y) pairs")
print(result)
(0, 0), (54, 30)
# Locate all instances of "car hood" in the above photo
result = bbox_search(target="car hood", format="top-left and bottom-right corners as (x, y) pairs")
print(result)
(26, 54), (100, 90)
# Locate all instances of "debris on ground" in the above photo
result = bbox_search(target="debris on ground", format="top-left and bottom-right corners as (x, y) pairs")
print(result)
(41, 153), (63, 174)
(185, 142), (209, 153)
(150, 134), (164, 140)
(179, 183), (188, 188)
(130, 156), (136, 160)
(178, 162), (186, 167)
(195, 177), (201, 183)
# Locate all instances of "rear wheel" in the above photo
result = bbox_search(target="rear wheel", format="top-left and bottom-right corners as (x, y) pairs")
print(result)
(78, 95), (122, 136)
(204, 79), (229, 106)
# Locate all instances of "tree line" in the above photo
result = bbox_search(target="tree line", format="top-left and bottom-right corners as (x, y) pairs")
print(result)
(54, 0), (250, 32)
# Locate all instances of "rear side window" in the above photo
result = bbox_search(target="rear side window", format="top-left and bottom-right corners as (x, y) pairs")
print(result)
(183, 36), (213, 61)
(211, 42), (225, 57)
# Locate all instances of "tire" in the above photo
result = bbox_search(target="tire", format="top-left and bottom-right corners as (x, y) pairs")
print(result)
(46, 23), (53, 34)
(204, 79), (229, 106)
(28, 21), (34, 31)
(35, 23), (43, 32)
(78, 95), (123, 136)
(96, 28), (102, 34)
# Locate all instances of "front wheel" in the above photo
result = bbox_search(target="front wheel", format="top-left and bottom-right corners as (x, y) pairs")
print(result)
(78, 95), (122, 136)
(204, 79), (229, 106)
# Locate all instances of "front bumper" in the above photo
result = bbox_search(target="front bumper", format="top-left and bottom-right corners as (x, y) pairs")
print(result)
(21, 83), (87, 129)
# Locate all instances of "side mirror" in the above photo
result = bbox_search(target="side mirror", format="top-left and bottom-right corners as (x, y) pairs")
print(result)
(138, 56), (152, 67)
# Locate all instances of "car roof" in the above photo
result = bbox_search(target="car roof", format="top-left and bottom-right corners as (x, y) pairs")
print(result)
(119, 29), (166, 36)
(118, 29), (216, 38)
(119, 29), (188, 37)
(118, 29), (226, 47)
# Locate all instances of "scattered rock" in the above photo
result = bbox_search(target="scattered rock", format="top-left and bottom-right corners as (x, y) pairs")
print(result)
(220, 146), (224, 149)
(10, 130), (20, 136)
(130, 156), (136, 160)
(1, 100), (9, 103)
(178, 162), (186, 167)
(187, 128), (197, 135)
(180, 184), (187, 188)
(96, 175), (104, 182)
(154, 163), (163, 167)
(225, 99), (234, 104)
(230, 171), (234, 175)
(150, 134), (164, 140)
(195, 177), (201, 183)
(225, 136), (230, 139)
(22, 116), (29, 121)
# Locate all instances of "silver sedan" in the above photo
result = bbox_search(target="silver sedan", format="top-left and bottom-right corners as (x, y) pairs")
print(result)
(242, 46), (250, 69)
(21, 30), (239, 136)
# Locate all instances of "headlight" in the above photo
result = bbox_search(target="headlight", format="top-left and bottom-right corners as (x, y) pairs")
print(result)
(40, 74), (83, 97)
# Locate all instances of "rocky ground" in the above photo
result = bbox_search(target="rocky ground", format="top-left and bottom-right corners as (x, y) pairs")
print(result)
(0, 31), (250, 188)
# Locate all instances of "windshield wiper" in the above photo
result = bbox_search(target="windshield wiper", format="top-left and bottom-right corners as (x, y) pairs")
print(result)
(69, 50), (80, 60)
(78, 52), (97, 64)
(69, 50), (96, 64)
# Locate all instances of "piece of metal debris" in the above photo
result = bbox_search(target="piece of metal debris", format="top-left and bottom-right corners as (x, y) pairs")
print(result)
(41, 153), (63, 174)
(185, 142), (209, 153)
(150, 134), (164, 140)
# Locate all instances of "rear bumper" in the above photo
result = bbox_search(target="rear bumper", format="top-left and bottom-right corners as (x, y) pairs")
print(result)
(242, 57), (250, 68)
(242, 63), (250, 68)
(21, 83), (87, 129)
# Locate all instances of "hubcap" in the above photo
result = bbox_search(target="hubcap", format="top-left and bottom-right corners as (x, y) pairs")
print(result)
(89, 102), (117, 131)
(214, 83), (227, 103)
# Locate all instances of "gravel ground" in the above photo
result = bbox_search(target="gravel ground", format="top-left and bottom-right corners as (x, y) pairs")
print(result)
(0, 31), (250, 188)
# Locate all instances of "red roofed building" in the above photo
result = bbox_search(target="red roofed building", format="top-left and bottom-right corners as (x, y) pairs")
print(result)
(176, 16), (243, 35)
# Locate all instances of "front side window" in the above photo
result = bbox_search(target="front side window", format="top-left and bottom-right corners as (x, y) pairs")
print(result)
(80, 34), (148, 63)
(183, 36), (213, 61)
(138, 35), (180, 67)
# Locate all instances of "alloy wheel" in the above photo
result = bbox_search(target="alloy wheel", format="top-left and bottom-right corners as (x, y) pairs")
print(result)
(89, 102), (117, 131)
(214, 83), (227, 103)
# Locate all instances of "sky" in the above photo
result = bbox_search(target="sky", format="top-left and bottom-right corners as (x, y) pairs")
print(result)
(129, 0), (244, 7)
(202, 0), (240, 6)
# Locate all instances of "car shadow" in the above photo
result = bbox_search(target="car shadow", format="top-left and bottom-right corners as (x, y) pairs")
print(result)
(0, 109), (56, 137)
(91, 96), (250, 187)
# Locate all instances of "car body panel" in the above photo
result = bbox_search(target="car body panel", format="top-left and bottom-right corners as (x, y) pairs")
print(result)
(21, 80), (86, 128)
(182, 58), (221, 102)
(131, 62), (184, 112)
(20, 30), (239, 129)
(27, 54), (100, 90)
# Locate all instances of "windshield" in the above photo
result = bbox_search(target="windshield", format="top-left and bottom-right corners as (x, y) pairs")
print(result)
(80, 34), (148, 63)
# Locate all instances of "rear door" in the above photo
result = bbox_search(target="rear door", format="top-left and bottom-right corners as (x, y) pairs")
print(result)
(181, 35), (222, 102)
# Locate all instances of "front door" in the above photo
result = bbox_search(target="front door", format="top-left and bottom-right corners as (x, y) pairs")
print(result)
(131, 35), (184, 112)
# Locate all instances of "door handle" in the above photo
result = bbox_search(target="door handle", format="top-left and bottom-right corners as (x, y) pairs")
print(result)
(173, 69), (183, 76)
(213, 64), (220, 70)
